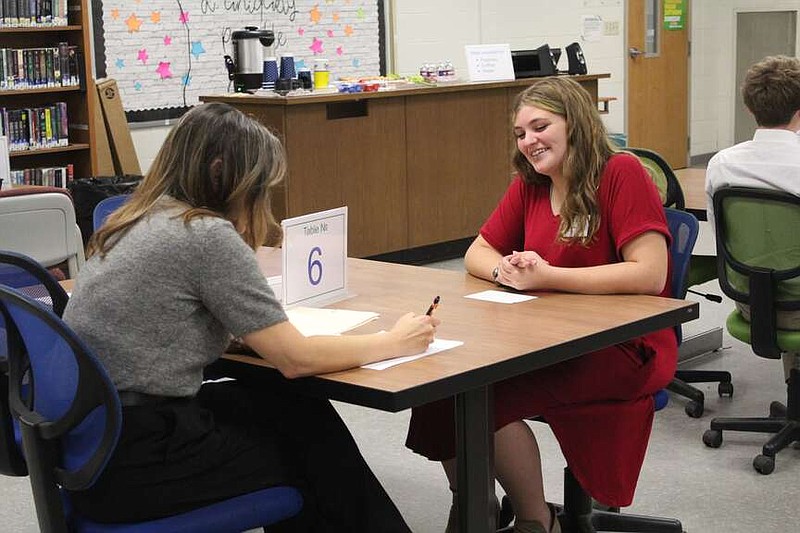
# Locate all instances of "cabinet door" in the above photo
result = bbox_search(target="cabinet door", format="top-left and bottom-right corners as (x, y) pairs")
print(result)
(284, 98), (407, 258)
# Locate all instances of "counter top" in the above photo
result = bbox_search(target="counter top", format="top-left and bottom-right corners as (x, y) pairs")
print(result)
(201, 73), (610, 106)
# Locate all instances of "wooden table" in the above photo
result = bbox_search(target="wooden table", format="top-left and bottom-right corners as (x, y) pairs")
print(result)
(675, 167), (707, 220)
(200, 74), (610, 259)
(211, 250), (698, 533)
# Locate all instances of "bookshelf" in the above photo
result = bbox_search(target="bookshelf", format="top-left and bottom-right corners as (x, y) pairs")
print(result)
(0, 0), (99, 187)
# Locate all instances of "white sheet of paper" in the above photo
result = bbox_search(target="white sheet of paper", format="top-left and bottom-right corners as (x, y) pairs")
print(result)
(286, 307), (378, 337)
(362, 338), (464, 370)
(464, 290), (537, 304)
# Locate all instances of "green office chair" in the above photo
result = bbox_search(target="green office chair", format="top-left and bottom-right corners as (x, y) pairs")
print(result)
(702, 187), (800, 475)
(628, 147), (732, 417)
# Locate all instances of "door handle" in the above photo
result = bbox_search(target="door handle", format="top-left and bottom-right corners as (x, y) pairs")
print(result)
(628, 47), (644, 59)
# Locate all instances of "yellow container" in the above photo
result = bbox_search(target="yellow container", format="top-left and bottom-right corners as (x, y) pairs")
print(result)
(313, 69), (330, 89)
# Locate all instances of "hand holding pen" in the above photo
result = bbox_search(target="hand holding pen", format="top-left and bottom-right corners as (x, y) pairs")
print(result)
(425, 295), (440, 316)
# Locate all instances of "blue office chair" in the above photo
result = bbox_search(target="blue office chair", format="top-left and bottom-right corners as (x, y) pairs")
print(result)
(92, 195), (130, 232)
(0, 251), (70, 477)
(0, 285), (304, 532)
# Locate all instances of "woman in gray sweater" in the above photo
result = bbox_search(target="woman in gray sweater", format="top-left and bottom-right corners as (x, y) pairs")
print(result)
(64, 102), (437, 531)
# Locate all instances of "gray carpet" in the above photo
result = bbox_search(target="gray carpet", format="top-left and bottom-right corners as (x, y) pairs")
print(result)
(3, 261), (799, 531)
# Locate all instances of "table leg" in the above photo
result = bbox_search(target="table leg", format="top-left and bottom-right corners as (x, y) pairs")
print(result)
(456, 385), (495, 533)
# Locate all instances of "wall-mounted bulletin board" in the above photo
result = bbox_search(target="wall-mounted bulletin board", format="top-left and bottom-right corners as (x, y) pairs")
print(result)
(92, 0), (387, 121)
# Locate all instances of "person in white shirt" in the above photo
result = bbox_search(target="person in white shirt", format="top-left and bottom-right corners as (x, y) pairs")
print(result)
(705, 55), (800, 377)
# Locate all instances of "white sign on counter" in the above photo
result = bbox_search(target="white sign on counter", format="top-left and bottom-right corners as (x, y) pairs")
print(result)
(281, 206), (348, 307)
(464, 44), (515, 82)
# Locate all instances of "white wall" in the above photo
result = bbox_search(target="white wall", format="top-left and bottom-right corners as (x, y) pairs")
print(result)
(391, 0), (626, 134)
(691, 0), (800, 156)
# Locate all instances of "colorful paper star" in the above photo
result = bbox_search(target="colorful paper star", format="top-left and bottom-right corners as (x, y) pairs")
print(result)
(332, 12), (340, 22)
(125, 13), (143, 33)
(115, 58), (125, 69)
(134, 81), (143, 91)
(111, 8), (120, 20)
(309, 37), (324, 55)
(296, 60), (307, 70)
(190, 41), (206, 59)
(164, 35), (172, 46)
(150, 11), (161, 23)
(357, 7), (364, 19)
(297, 27), (305, 36)
(327, 29), (334, 38)
(310, 5), (321, 24)
(137, 49), (149, 64)
(336, 46), (343, 56)
(182, 73), (191, 87)
(156, 61), (173, 79)
(351, 58), (360, 68)
(178, 10), (189, 24)
(344, 25), (354, 37)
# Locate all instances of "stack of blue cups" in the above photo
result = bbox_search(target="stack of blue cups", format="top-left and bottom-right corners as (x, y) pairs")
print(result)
(279, 55), (296, 80)
(262, 57), (279, 90)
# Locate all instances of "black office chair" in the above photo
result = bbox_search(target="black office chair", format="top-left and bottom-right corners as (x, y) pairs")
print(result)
(702, 187), (800, 475)
(629, 147), (732, 417)
(0, 250), (69, 477)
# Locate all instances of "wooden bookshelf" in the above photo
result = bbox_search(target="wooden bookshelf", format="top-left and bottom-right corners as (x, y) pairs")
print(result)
(0, 0), (99, 186)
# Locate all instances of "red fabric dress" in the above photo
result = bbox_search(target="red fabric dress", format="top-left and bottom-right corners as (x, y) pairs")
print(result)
(405, 153), (678, 506)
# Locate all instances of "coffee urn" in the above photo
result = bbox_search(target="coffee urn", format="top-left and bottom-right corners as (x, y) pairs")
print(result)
(224, 27), (275, 92)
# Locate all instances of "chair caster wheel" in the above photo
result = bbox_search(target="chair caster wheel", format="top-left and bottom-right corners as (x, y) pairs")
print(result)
(703, 429), (722, 448)
(769, 401), (786, 418)
(718, 381), (734, 397)
(753, 454), (775, 475)
(685, 401), (704, 418)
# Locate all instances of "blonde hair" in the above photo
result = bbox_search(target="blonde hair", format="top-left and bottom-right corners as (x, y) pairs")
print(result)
(512, 77), (616, 245)
(89, 102), (286, 257)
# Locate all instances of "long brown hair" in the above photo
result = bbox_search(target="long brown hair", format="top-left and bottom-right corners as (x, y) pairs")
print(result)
(512, 77), (616, 245)
(88, 102), (286, 257)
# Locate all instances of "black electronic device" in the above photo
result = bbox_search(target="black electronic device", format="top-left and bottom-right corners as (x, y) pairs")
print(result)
(565, 42), (588, 75)
(511, 44), (556, 79)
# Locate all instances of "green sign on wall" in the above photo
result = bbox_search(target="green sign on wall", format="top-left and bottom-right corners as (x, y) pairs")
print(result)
(664, 0), (686, 30)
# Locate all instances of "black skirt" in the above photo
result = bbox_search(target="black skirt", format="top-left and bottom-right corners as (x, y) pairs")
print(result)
(69, 380), (410, 532)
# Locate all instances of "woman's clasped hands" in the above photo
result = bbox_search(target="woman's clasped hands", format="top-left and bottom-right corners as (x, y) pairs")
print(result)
(495, 250), (550, 291)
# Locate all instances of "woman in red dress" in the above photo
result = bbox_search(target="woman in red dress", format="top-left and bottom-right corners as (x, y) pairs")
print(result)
(405, 77), (677, 533)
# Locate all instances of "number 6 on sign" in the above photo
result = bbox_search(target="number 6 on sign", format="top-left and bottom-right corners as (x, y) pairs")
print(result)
(281, 206), (348, 307)
(308, 246), (323, 286)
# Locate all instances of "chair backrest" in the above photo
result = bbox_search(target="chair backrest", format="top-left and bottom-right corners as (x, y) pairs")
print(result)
(0, 188), (85, 276)
(0, 285), (121, 530)
(628, 147), (686, 210)
(0, 251), (70, 477)
(712, 186), (800, 358)
(665, 208), (700, 345)
(92, 194), (130, 232)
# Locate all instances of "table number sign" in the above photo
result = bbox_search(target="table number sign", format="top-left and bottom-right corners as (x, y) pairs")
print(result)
(281, 206), (348, 307)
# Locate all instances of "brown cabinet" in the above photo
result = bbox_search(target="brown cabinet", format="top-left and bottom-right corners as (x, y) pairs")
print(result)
(0, 0), (99, 185)
(202, 75), (607, 257)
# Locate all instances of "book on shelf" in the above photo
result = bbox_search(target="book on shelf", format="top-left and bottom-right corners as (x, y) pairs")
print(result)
(0, 0), (68, 28)
(0, 101), (69, 151)
(0, 44), (81, 90)
(0, 135), (9, 190)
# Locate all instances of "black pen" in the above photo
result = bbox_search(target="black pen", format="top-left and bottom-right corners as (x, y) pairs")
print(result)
(425, 295), (440, 316)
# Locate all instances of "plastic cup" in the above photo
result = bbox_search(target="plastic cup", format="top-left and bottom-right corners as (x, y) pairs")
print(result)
(313, 69), (329, 89)
(262, 58), (278, 88)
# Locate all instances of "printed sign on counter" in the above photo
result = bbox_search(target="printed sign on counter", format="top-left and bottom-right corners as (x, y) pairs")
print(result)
(281, 206), (348, 308)
(464, 43), (515, 82)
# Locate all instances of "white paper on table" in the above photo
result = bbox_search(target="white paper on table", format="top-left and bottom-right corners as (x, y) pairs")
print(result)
(464, 290), (537, 304)
(362, 338), (464, 370)
(286, 307), (379, 337)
